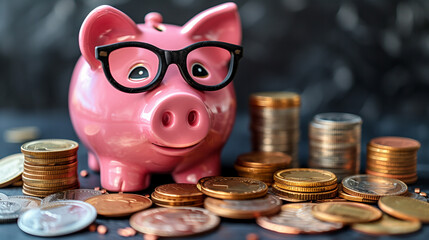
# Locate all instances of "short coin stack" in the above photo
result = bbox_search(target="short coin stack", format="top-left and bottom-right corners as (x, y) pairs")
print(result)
(249, 92), (301, 167)
(272, 168), (338, 202)
(234, 152), (291, 186)
(308, 113), (362, 180)
(198, 176), (282, 219)
(366, 136), (420, 184)
(21, 139), (79, 197)
(339, 174), (408, 203)
(151, 183), (204, 207)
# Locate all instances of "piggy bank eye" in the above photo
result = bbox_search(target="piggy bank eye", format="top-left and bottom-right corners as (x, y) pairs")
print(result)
(128, 64), (149, 81)
(191, 63), (209, 78)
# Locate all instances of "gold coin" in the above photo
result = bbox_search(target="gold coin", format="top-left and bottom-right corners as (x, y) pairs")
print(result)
(378, 196), (429, 223)
(197, 176), (267, 200)
(271, 184), (338, 201)
(366, 146), (417, 156)
(204, 194), (282, 219)
(312, 202), (382, 224)
(23, 161), (78, 171)
(257, 203), (344, 234)
(151, 192), (204, 207)
(22, 170), (77, 180)
(369, 137), (420, 151)
(274, 182), (337, 193)
(274, 168), (337, 187)
(153, 183), (203, 200)
(234, 164), (277, 174)
(351, 214), (421, 235)
(0, 153), (24, 188)
(341, 174), (408, 200)
(21, 139), (78, 158)
(85, 193), (152, 217)
(236, 152), (291, 169)
(338, 189), (377, 203)
(250, 92), (300, 108)
(23, 156), (77, 165)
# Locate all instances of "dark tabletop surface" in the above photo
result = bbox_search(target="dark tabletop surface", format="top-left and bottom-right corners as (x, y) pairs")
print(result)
(0, 110), (428, 240)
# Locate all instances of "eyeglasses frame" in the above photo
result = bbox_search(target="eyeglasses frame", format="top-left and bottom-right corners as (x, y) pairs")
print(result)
(95, 41), (243, 93)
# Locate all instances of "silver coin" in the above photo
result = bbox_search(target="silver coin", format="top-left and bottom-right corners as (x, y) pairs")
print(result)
(18, 200), (96, 237)
(41, 189), (104, 205)
(0, 193), (8, 201)
(314, 113), (362, 126)
(408, 192), (428, 202)
(8, 196), (41, 212)
(0, 200), (22, 222)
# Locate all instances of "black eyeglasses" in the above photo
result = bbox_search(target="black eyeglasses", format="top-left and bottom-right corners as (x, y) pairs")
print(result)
(95, 41), (243, 93)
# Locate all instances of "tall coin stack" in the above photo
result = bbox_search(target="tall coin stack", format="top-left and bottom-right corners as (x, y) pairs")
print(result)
(308, 113), (362, 180)
(21, 139), (79, 197)
(250, 92), (301, 167)
(366, 136), (420, 184)
(234, 152), (291, 186)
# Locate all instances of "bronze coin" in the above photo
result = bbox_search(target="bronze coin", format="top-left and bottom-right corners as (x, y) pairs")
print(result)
(85, 193), (152, 217)
(369, 137), (420, 151)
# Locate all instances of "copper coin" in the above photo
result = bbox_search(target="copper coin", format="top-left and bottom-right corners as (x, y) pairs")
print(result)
(250, 92), (300, 108)
(236, 152), (291, 169)
(351, 214), (421, 235)
(204, 194), (282, 219)
(130, 207), (220, 237)
(197, 176), (267, 200)
(21, 139), (78, 158)
(154, 183), (203, 200)
(257, 203), (344, 234)
(378, 196), (429, 223)
(85, 193), (152, 217)
(312, 202), (382, 224)
(369, 137), (420, 151)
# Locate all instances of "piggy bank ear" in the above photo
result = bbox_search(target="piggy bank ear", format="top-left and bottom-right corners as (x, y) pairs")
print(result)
(79, 5), (141, 70)
(181, 2), (241, 45)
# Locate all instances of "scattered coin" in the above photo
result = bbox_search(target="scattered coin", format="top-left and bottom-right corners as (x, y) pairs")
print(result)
(0, 153), (24, 188)
(4, 126), (40, 143)
(312, 202), (382, 224)
(341, 174), (408, 201)
(378, 196), (429, 223)
(197, 176), (267, 200)
(204, 194), (282, 219)
(257, 203), (344, 234)
(0, 200), (22, 222)
(18, 200), (96, 237)
(85, 193), (152, 217)
(351, 214), (421, 235)
(7, 196), (41, 212)
(41, 189), (104, 205)
(130, 207), (220, 237)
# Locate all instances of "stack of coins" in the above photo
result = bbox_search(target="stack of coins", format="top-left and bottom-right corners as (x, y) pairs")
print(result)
(366, 136), (420, 184)
(339, 175), (408, 203)
(234, 152), (291, 185)
(308, 113), (362, 180)
(21, 139), (79, 197)
(249, 92), (301, 168)
(151, 183), (204, 207)
(272, 168), (338, 202)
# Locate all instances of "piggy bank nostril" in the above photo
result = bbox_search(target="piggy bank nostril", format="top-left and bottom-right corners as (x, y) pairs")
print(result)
(162, 111), (174, 127)
(188, 110), (199, 127)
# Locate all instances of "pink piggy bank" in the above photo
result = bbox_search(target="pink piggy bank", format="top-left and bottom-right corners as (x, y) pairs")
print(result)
(69, 3), (242, 191)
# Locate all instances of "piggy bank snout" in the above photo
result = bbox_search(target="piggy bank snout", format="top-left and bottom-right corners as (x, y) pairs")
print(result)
(150, 93), (210, 148)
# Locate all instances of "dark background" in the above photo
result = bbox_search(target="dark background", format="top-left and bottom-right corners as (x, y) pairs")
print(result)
(1, 0), (429, 160)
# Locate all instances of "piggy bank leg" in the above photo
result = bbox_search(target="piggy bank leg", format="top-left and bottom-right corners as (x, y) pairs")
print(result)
(172, 153), (221, 184)
(87, 152), (100, 172)
(99, 159), (151, 192)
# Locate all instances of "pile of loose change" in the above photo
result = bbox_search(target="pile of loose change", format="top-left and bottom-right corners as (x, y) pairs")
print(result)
(366, 136), (420, 184)
(272, 168), (338, 202)
(249, 92), (301, 168)
(21, 139), (79, 197)
(308, 113), (362, 180)
(234, 152), (291, 186)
